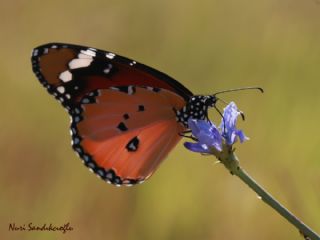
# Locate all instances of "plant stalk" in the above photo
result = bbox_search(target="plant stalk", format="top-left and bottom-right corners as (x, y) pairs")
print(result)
(219, 150), (320, 240)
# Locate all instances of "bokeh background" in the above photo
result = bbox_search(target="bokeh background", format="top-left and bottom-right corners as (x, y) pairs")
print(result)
(1, 0), (320, 239)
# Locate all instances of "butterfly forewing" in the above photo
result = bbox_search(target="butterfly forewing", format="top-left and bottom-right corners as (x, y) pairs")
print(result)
(31, 43), (192, 110)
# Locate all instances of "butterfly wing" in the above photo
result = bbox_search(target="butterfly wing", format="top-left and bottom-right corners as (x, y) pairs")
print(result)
(31, 43), (193, 111)
(71, 86), (186, 185)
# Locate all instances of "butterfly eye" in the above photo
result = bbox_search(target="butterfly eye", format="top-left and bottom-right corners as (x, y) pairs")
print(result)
(205, 96), (217, 107)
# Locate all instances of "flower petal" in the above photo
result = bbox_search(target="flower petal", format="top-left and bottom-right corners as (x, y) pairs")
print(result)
(188, 118), (213, 138)
(185, 119), (223, 152)
(220, 102), (239, 132)
(219, 102), (248, 145)
(184, 142), (211, 153)
(187, 118), (201, 136)
(236, 130), (249, 143)
(197, 127), (222, 150)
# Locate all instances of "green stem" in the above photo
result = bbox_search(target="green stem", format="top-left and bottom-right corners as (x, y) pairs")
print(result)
(220, 151), (320, 240)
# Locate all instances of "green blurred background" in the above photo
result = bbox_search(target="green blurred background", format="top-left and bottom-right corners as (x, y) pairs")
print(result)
(1, 0), (320, 239)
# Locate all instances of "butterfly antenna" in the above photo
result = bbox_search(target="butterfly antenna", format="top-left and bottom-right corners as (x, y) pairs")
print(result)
(239, 111), (245, 121)
(213, 86), (264, 96)
(213, 86), (262, 121)
(213, 105), (226, 134)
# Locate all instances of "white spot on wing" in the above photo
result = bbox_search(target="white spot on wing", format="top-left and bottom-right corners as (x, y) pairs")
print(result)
(81, 49), (96, 57)
(83, 155), (90, 162)
(73, 137), (80, 144)
(128, 86), (134, 95)
(103, 64), (113, 74)
(78, 53), (92, 59)
(59, 70), (72, 82)
(128, 142), (136, 150)
(74, 116), (80, 122)
(129, 61), (136, 66)
(69, 58), (93, 69)
(57, 86), (65, 93)
(103, 68), (110, 74)
(106, 52), (116, 59)
(33, 49), (39, 56)
(82, 98), (90, 103)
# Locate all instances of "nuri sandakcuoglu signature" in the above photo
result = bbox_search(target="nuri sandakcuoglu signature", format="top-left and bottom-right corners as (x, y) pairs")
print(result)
(8, 222), (73, 234)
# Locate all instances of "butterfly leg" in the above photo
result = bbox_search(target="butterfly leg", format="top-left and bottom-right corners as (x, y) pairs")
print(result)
(179, 130), (198, 141)
(204, 111), (212, 125)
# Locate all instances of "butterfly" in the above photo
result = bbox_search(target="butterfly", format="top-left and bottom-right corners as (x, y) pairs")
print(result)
(31, 43), (220, 186)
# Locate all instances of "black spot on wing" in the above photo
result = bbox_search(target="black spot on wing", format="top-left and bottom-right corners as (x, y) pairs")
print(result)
(152, 87), (160, 92)
(117, 122), (128, 131)
(138, 105), (145, 112)
(145, 86), (161, 92)
(123, 113), (130, 120)
(126, 136), (140, 152)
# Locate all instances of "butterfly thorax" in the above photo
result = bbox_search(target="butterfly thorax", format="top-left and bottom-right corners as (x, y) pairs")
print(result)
(176, 95), (217, 127)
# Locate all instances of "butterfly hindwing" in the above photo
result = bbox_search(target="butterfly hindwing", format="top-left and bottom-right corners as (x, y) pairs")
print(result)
(31, 43), (193, 111)
(71, 86), (186, 185)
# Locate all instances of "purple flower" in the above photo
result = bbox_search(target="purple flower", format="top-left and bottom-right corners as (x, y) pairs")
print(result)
(184, 102), (248, 153)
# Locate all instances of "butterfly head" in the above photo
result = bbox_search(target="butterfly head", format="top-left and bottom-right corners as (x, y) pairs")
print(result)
(202, 95), (218, 107)
(176, 87), (263, 128)
(175, 95), (218, 127)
